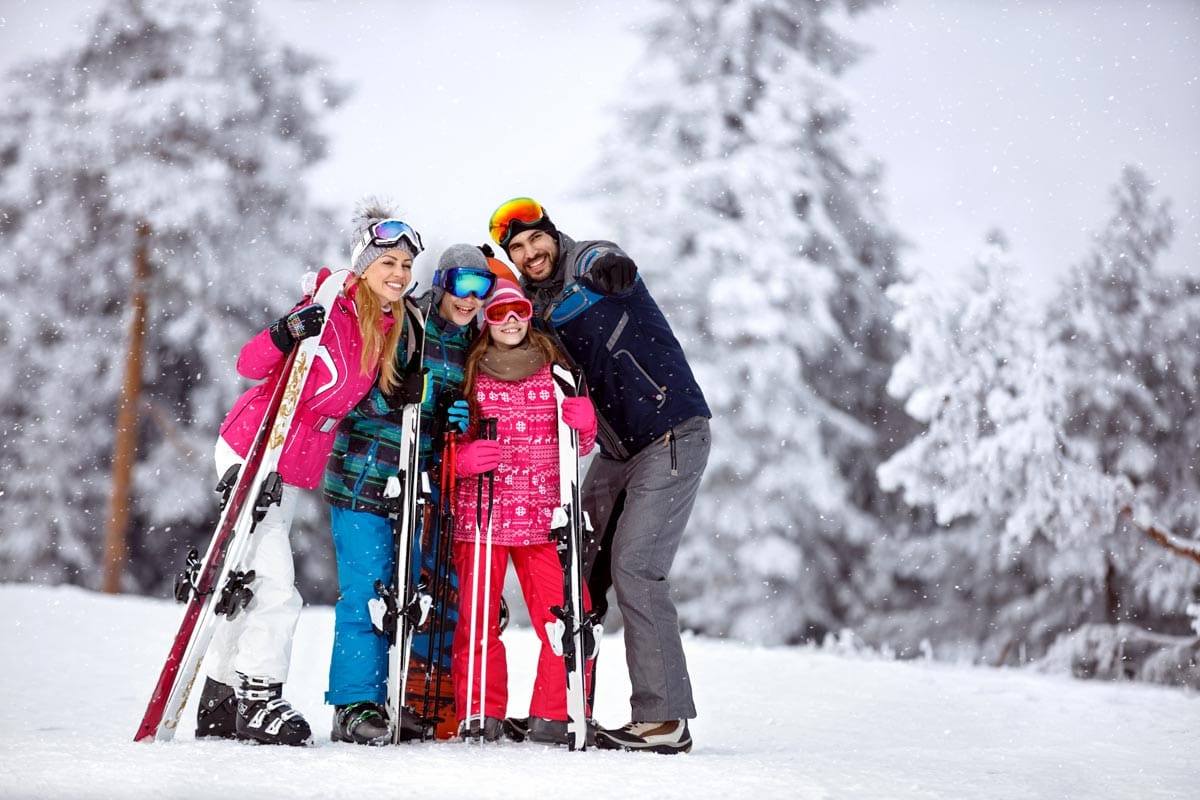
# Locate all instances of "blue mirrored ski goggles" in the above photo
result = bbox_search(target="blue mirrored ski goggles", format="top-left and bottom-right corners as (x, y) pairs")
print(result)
(435, 266), (496, 299)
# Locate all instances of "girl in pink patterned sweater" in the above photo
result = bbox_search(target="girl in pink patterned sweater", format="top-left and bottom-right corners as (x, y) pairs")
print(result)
(450, 280), (598, 742)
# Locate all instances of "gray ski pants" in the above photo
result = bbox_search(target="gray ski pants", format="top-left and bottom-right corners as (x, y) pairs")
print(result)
(582, 415), (710, 722)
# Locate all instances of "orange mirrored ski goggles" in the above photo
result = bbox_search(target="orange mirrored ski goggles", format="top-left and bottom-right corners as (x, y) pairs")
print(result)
(484, 298), (534, 325)
(488, 197), (546, 247)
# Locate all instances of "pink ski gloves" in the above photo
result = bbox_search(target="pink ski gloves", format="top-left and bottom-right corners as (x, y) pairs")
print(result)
(561, 396), (597, 434)
(455, 439), (501, 476)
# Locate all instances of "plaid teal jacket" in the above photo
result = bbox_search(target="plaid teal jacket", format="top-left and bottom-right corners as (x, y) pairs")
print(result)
(321, 296), (476, 515)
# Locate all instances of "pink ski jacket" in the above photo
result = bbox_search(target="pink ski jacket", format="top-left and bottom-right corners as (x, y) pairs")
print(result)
(453, 364), (597, 547)
(218, 271), (394, 490)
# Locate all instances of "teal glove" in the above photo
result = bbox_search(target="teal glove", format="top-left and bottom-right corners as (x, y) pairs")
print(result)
(446, 399), (470, 433)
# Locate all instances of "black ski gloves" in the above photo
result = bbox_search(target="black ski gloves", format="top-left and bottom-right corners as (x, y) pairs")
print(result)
(269, 303), (325, 353)
(427, 389), (469, 453)
(577, 252), (638, 295)
(384, 351), (428, 409)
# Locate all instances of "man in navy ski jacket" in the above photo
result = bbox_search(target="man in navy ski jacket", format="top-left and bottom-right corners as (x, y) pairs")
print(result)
(488, 197), (711, 754)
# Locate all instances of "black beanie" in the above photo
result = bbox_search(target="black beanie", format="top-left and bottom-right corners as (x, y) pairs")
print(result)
(501, 213), (558, 255)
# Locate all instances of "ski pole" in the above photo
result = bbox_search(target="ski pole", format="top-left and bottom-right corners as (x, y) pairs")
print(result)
(478, 417), (498, 742)
(423, 434), (457, 738)
(464, 448), (482, 739)
(465, 419), (496, 740)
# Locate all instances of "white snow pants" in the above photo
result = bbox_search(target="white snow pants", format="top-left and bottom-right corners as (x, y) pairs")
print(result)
(204, 437), (303, 687)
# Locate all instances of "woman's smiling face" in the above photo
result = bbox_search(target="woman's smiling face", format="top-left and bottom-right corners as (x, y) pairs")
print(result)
(361, 249), (413, 305)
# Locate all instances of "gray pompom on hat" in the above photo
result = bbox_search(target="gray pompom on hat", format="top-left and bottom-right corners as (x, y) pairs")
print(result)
(349, 198), (420, 276)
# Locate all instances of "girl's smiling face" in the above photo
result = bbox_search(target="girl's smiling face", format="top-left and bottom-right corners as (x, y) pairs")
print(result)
(488, 314), (528, 349)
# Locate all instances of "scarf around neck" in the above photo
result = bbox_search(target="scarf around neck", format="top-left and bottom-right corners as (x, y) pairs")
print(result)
(478, 339), (547, 382)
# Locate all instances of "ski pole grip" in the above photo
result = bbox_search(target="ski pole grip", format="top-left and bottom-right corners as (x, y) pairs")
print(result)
(480, 418), (498, 479)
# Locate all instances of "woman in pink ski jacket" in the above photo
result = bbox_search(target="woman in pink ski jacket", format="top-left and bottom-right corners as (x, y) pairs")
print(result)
(218, 268), (392, 489)
(450, 280), (598, 743)
(197, 201), (423, 747)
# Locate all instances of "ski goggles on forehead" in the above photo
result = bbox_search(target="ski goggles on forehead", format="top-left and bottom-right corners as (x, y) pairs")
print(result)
(488, 197), (546, 247)
(436, 266), (496, 299)
(484, 298), (534, 325)
(352, 219), (424, 261)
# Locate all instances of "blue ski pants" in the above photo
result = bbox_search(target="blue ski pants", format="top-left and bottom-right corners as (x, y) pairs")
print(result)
(325, 506), (393, 706)
(325, 502), (457, 706)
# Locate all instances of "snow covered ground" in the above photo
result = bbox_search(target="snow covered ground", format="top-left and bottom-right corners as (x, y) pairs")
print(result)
(0, 583), (1195, 800)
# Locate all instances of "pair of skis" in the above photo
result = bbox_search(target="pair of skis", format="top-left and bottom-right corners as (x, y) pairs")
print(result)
(134, 270), (351, 743)
(370, 298), (438, 744)
(547, 363), (601, 752)
(372, 303), (464, 743)
(373, 401), (433, 742)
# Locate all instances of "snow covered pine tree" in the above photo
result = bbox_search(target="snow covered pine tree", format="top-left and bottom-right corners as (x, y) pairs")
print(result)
(0, 0), (344, 595)
(589, 0), (910, 643)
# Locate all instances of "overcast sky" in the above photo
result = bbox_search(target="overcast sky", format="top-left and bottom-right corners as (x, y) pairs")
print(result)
(2, 0), (1197, 292)
(846, 0), (1199, 288)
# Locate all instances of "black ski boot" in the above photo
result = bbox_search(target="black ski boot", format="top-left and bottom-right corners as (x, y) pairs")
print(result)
(458, 715), (503, 742)
(234, 674), (313, 746)
(395, 706), (429, 741)
(195, 676), (237, 740)
(525, 715), (599, 747)
(502, 716), (530, 742)
(332, 702), (390, 746)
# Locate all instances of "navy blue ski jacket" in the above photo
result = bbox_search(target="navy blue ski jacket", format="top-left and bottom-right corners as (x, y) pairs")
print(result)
(523, 232), (710, 461)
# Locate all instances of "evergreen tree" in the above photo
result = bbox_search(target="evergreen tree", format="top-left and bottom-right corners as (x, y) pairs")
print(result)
(874, 236), (1112, 660)
(876, 170), (1200, 671)
(591, 0), (909, 642)
(0, 0), (345, 594)
(880, 237), (1119, 553)
(1048, 166), (1200, 628)
(1030, 168), (1200, 682)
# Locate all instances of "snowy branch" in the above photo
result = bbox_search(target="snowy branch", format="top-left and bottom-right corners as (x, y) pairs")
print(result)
(1120, 507), (1200, 565)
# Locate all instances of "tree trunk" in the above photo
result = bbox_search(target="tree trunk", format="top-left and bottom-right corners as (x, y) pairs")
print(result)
(1104, 556), (1120, 624)
(102, 222), (150, 594)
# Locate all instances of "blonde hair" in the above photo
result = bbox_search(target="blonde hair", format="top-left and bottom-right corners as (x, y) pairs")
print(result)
(352, 276), (403, 392)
